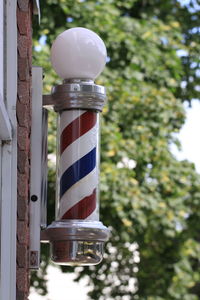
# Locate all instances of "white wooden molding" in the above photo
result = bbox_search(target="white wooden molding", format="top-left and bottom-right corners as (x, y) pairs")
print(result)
(0, 93), (12, 140)
(0, 0), (17, 299)
(29, 67), (43, 269)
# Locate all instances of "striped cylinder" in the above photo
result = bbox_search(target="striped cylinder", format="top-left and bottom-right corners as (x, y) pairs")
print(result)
(57, 109), (99, 221)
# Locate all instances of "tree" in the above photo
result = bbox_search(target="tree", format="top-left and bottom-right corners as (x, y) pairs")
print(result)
(32, 1), (200, 299)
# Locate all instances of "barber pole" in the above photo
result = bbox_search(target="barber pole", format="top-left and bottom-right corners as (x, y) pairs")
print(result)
(44, 27), (110, 265)
(58, 110), (99, 221)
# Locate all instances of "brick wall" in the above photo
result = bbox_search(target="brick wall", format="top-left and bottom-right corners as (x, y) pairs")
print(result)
(16, 1), (33, 299)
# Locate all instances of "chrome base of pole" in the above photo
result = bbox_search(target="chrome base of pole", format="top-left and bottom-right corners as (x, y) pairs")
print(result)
(43, 220), (109, 266)
(51, 240), (105, 266)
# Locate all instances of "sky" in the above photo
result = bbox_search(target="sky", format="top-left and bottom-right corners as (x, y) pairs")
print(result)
(30, 266), (89, 300)
(30, 100), (200, 300)
(171, 100), (200, 173)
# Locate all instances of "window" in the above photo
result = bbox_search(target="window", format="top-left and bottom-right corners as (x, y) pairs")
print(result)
(0, 0), (11, 142)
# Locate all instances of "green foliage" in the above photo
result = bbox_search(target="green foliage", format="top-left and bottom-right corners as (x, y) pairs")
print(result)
(32, 0), (200, 299)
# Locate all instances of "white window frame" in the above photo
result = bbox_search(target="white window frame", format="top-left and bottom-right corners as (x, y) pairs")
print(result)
(0, 0), (11, 141)
(0, 94), (12, 140)
(0, 0), (17, 299)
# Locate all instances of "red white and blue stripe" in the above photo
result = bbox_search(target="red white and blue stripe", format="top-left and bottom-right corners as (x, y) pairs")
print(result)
(58, 110), (99, 220)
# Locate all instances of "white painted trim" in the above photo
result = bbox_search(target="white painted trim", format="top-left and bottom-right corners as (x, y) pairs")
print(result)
(0, 93), (12, 140)
(0, 1), (11, 141)
(0, 143), (16, 300)
(0, 0), (3, 291)
(0, 0), (3, 97)
(30, 67), (43, 269)
(0, 0), (17, 299)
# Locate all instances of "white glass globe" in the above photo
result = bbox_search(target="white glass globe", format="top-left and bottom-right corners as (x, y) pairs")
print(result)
(50, 27), (107, 80)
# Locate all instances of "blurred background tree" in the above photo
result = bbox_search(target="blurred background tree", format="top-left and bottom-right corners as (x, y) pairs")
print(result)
(31, 0), (200, 299)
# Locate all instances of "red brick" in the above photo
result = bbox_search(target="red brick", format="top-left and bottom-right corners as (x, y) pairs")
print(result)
(17, 8), (28, 35)
(16, 290), (29, 300)
(18, 0), (29, 12)
(17, 101), (30, 128)
(17, 244), (28, 268)
(17, 150), (29, 174)
(17, 220), (29, 245)
(18, 57), (29, 81)
(18, 126), (29, 151)
(18, 173), (29, 198)
(28, 36), (32, 66)
(18, 35), (28, 58)
(17, 195), (29, 221)
(18, 81), (30, 103)
(16, 268), (28, 291)
(17, 2), (33, 297)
